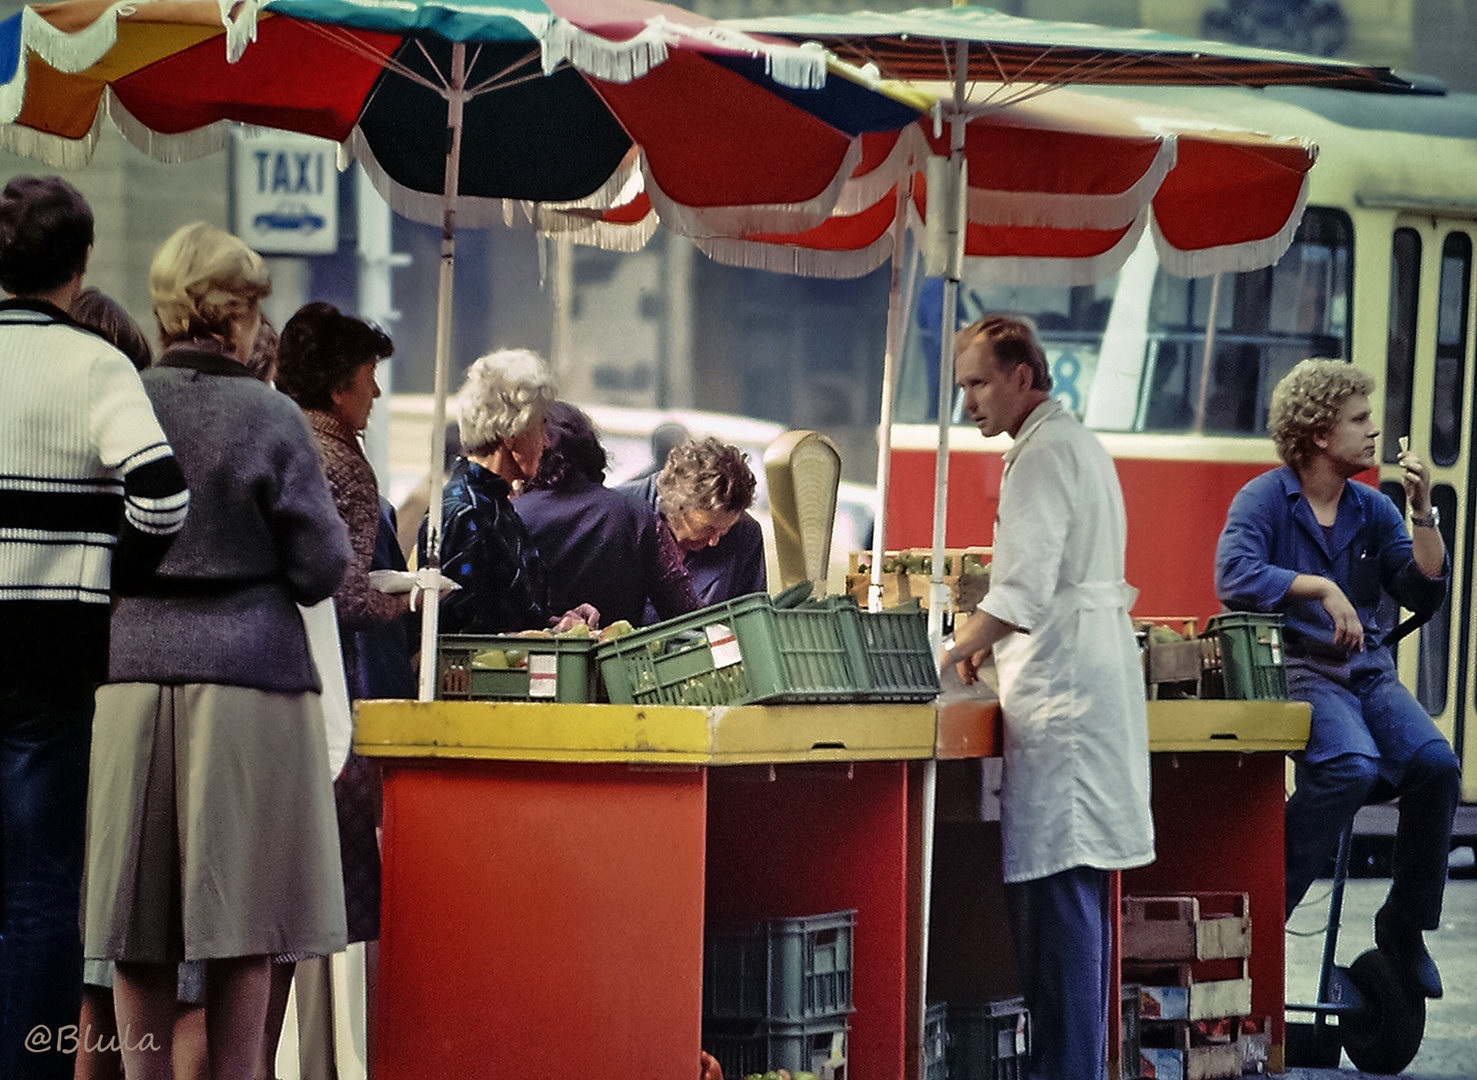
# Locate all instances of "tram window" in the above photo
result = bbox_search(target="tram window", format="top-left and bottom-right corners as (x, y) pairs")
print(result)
(897, 273), (1117, 424)
(1430, 232), (1471, 467)
(1416, 483), (1457, 715)
(1383, 228), (1421, 463)
(1137, 208), (1352, 434)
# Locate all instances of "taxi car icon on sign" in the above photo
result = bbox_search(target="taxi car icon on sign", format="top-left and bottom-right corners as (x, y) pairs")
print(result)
(253, 203), (326, 233)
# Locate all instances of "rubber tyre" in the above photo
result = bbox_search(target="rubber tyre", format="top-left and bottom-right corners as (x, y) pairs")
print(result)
(1341, 949), (1426, 1074)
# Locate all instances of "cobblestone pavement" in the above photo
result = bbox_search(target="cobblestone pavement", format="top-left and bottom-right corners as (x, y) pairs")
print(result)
(1281, 878), (1475, 1078)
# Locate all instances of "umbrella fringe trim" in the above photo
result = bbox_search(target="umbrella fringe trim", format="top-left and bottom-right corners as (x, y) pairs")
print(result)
(109, 94), (231, 162)
(13, 3), (123, 76)
(957, 214), (1149, 287)
(1151, 169), (1311, 279)
(542, 17), (669, 83)
(964, 135), (1176, 230)
(694, 232), (890, 279)
(834, 126), (926, 216)
(534, 209), (658, 252)
(0, 111), (101, 169)
(640, 139), (863, 238)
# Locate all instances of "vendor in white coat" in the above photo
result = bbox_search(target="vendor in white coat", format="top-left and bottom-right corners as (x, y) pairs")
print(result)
(943, 315), (1155, 1080)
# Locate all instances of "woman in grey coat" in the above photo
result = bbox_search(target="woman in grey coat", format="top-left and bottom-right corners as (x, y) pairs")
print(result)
(82, 222), (351, 1080)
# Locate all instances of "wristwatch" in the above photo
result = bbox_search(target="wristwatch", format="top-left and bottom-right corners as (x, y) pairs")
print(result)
(1411, 506), (1440, 529)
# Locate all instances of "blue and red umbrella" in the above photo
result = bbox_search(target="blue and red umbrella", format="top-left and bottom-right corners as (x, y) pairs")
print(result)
(0, 0), (923, 225)
(0, 0), (927, 698)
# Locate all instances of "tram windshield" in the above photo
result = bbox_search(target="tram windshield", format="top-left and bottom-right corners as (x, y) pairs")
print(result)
(896, 208), (1353, 435)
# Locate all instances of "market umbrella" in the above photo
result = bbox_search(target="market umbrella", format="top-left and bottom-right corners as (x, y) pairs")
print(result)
(547, 79), (1316, 628)
(719, 4), (1415, 634)
(729, 3), (1419, 91)
(558, 84), (1316, 282)
(0, 0), (926, 697)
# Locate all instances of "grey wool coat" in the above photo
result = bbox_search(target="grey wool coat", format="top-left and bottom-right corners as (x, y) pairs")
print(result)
(107, 343), (351, 693)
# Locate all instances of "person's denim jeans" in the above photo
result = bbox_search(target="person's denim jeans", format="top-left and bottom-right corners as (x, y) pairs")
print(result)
(1286, 744), (1460, 926)
(0, 679), (94, 1080)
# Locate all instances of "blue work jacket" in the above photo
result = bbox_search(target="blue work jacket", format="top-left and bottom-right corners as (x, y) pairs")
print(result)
(1214, 466), (1446, 655)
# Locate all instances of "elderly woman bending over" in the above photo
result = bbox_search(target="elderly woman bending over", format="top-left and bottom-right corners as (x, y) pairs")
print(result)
(83, 223), (351, 1080)
(621, 436), (766, 607)
(421, 348), (597, 634)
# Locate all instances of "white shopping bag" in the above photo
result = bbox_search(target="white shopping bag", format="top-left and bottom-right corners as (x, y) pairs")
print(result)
(299, 598), (352, 782)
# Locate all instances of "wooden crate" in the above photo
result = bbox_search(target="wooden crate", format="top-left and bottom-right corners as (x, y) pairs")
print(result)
(1122, 893), (1251, 961)
(846, 548), (990, 613)
(1140, 1017), (1244, 1080)
(1125, 957), (1252, 1021)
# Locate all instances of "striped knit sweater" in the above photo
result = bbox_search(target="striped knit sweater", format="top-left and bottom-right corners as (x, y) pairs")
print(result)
(0, 298), (189, 684)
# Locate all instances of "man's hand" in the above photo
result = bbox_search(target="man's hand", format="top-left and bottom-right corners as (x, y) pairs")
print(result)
(1398, 446), (1433, 514)
(939, 645), (987, 685)
(1319, 580), (1364, 653)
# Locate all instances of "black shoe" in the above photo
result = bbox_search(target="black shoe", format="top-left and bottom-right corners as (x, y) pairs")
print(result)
(1375, 905), (1444, 999)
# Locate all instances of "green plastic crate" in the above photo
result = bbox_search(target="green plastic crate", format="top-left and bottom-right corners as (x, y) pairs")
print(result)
(1200, 613), (1288, 700)
(946, 998), (1030, 1080)
(596, 593), (865, 706)
(925, 1001), (949, 1080)
(436, 634), (598, 702)
(702, 1017), (848, 1080)
(843, 601), (940, 703)
(703, 909), (855, 1023)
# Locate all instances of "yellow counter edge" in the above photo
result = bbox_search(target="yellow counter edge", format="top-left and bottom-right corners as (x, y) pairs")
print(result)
(353, 698), (1310, 764)
(353, 700), (939, 764)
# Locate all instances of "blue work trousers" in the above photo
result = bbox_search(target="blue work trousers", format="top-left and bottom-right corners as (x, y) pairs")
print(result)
(1284, 652), (1461, 924)
(1005, 866), (1110, 1080)
(0, 678), (94, 1080)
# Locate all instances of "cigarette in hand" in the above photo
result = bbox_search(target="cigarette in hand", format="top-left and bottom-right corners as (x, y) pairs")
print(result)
(1400, 436), (1410, 454)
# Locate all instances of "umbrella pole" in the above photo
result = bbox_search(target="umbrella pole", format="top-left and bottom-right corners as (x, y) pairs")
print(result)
(1191, 272), (1223, 434)
(921, 37), (970, 1080)
(928, 45), (969, 648)
(870, 179), (916, 613)
(418, 41), (468, 702)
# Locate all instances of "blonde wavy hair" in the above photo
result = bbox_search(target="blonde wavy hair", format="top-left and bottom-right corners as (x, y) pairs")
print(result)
(150, 221), (270, 349)
(457, 348), (558, 456)
(1268, 358), (1376, 470)
(655, 437), (757, 515)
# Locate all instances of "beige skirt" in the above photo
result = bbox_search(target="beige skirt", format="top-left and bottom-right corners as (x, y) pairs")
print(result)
(84, 683), (348, 964)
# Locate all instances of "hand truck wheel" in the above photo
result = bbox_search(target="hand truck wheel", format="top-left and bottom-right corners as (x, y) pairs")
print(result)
(1340, 948), (1426, 1075)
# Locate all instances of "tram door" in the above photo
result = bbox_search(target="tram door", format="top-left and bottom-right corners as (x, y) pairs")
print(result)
(1380, 217), (1476, 801)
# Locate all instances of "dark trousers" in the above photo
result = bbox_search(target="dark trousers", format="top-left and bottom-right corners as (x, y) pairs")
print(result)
(0, 679), (94, 1080)
(1285, 743), (1460, 926)
(1005, 866), (1110, 1080)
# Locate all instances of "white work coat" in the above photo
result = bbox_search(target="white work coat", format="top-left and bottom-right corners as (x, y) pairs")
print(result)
(981, 398), (1155, 883)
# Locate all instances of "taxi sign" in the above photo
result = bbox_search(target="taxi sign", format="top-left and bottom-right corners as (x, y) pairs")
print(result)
(233, 130), (339, 255)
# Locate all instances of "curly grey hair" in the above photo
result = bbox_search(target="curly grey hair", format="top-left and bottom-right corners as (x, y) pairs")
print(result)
(457, 348), (558, 456)
(1268, 357), (1375, 470)
(655, 436), (757, 515)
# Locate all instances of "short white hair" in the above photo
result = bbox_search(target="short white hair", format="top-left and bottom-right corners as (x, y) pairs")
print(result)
(457, 348), (558, 455)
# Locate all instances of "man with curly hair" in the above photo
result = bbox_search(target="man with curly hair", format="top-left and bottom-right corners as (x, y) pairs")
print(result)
(1216, 357), (1459, 1001)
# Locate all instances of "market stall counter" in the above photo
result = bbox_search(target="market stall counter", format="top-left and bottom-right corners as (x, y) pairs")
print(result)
(930, 699), (1310, 1077)
(355, 696), (1308, 1079)
(354, 700), (938, 1080)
